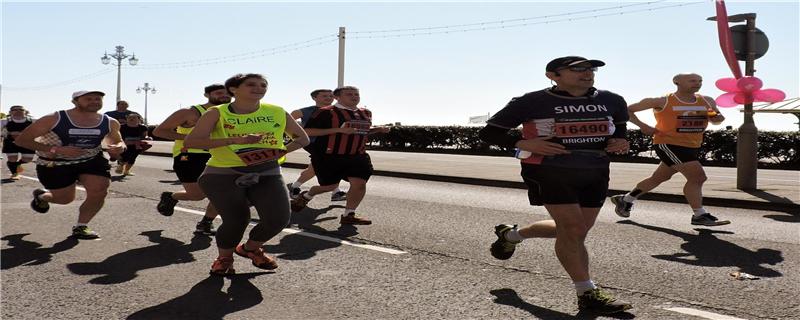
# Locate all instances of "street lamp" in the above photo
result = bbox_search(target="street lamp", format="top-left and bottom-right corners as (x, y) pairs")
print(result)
(101, 45), (138, 102)
(136, 83), (156, 126)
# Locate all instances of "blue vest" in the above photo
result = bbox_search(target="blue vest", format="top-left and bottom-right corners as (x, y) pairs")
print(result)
(52, 110), (110, 151)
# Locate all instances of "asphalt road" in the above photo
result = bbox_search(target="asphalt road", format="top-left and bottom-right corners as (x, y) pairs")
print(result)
(1, 155), (798, 320)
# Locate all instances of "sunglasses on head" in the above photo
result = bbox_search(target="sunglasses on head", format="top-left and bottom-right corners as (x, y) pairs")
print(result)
(560, 66), (598, 72)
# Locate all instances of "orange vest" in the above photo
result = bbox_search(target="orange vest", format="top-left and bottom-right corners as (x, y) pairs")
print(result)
(653, 94), (712, 148)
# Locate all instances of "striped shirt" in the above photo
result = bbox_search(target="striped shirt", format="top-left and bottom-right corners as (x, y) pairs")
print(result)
(304, 104), (372, 155)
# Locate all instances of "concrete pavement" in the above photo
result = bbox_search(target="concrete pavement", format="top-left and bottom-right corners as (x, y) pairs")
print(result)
(144, 141), (799, 213)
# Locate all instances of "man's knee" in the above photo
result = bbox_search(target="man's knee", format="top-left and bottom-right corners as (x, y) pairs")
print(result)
(687, 173), (707, 184)
(49, 192), (76, 204)
(556, 223), (589, 241)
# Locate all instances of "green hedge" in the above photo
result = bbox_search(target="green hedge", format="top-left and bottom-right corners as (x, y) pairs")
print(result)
(366, 126), (799, 169)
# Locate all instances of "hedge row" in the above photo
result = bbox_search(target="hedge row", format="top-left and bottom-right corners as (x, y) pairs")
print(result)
(365, 126), (799, 169)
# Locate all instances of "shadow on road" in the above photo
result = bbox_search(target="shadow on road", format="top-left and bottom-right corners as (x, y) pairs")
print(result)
(127, 273), (268, 320)
(263, 205), (348, 261)
(618, 220), (783, 277)
(489, 288), (635, 319)
(1, 234), (79, 270)
(66, 230), (212, 284)
(1, 178), (18, 184)
(157, 179), (183, 185)
(763, 214), (800, 223)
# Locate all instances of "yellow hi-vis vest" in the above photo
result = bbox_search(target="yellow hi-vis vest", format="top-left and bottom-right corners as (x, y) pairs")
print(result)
(172, 105), (210, 157)
(207, 103), (287, 168)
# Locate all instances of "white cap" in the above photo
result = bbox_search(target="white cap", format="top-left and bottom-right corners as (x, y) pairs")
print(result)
(71, 90), (105, 99)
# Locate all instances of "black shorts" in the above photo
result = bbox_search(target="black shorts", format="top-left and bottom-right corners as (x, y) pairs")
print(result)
(36, 155), (111, 190)
(2, 140), (35, 155)
(520, 164), (609, 208)
(310, 153), (373, 186)
(654, 144), (700, 166)
(120, 147), (142, 164)
(173, 153), (211, 183)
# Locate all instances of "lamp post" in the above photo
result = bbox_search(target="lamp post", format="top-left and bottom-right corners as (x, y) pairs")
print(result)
(136, 83), (156, 125)
(101, 46), (138, 102)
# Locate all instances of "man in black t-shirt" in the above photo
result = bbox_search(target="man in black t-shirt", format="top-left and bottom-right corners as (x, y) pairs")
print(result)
(104, 100), (134, 171)
(479, 56), (632, 315)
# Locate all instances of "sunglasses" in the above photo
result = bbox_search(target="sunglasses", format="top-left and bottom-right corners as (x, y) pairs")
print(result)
(560, 66), (598, 73)
(9, 108), (24, 112)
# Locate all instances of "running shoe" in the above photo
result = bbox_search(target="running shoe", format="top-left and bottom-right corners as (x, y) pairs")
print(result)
(340, 213), (371, 225)
(157, 192), (178, 216)
(490, 224), (520, 260)
(691, 213), (731, 226)
(71, 226), (100, 240)
(330, 191), (348, 202)
(194, 220), (216, 236)
(114, 165), (124, 174)
(209, 256), (235, 276)
(10, 173), (20, 180)
(234, 244), (278, 270)
(577, 288), (632, 315)
(123, 171), (135, 176)
(609, 195), (633, 218)
(286, 183), (301, 199)
(290, 191), (310, 212)
(30, 188), (50, 213)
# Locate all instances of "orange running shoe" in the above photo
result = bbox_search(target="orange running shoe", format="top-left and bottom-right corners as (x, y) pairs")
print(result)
(209, 256), (235, 276)
(235, 244), (278, 270)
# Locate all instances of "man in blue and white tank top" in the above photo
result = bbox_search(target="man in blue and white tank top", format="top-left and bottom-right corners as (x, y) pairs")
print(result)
(14, 90), (126, 240)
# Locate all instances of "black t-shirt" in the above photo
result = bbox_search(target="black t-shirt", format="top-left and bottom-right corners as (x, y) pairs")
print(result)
(120, 124), (148, 143)
(488, 87), (628, 168)
(104, 110), (133, 125)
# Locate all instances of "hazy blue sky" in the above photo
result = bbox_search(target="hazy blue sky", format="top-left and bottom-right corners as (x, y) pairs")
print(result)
(2, 1), (798, 131)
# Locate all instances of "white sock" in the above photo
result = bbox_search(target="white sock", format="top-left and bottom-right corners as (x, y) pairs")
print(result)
(692, 207), (707, 217)
(504, 228), (523, 243)
(574, 280), (597, 295)
(334, 187), (343, 193)
(623, 194), (637, 202)
(291, 181), (302, 189)
(344, 209), (356, 216)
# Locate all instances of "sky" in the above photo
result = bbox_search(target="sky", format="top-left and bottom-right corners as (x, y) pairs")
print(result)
(1, 1), (799, 131)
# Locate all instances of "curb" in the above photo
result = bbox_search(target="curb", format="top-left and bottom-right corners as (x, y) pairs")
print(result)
(143, 151), (799, 214)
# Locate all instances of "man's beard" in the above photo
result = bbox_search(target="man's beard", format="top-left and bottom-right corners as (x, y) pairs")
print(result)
(209, 97), (231, 105)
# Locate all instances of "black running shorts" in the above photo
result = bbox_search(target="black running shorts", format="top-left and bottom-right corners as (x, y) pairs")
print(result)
(310, 153), (373, 186)
(36, 155), (111, 190)
(654, 144), (700, 166)
(2, 140), (35, 155)
(520, 164), (609, 208)
(173, 153), (211, 183)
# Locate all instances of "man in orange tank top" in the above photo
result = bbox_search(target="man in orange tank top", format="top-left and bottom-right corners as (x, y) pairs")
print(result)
(610, 73), (730, 226)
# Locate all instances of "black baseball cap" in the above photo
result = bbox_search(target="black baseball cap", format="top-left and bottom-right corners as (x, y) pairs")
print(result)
(545, 56), (605, 72)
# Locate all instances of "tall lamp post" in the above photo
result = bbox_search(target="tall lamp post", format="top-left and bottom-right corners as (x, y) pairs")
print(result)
(136, 83), (156, 126)
(101, 46), (138, 102)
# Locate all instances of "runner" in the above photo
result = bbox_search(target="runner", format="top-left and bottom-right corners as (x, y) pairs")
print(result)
(105, 100), (134, 174)
(286, 89), (347, 201)
(479, 56), (632, 314)
(118, 112), (151, 176)
(153, 84), (231, 236)
(184, 73), (309, 275)
(1, 105), (36, 180)
(290, 86), (390, 225)
(14, 90), (126, 239)
(610, 73), (730, 226)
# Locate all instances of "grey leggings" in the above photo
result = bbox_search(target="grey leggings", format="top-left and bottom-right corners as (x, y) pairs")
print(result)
(198, 173), (290, 249)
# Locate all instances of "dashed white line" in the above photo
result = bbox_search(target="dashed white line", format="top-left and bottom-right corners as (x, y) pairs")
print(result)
(664, 307), (748, 320)
(20, 175), (407, 255)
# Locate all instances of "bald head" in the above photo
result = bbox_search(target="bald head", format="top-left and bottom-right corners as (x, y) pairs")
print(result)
(672, 73), (703, 93)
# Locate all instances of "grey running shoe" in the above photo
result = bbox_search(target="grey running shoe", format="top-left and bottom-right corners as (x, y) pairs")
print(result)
(71, 226), (100, 240)
(609, 195), (633, 218)
(286, 183), (301, 199)
(330, 191), (347, 202)
(691, 213), (731, 226)
(578, 288), (632, 315)
(291, 191), (310, 212)
(157, 192), (178, 216)
(194, 220), (216, 236)
(30, 188), (50, 213)
(490, 224), (520, 260)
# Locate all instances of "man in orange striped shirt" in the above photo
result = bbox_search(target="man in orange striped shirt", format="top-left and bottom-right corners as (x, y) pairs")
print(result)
(611, 73), (730, 226)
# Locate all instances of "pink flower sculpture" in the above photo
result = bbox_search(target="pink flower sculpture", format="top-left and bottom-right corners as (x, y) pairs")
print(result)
(713, 0), (785, 108)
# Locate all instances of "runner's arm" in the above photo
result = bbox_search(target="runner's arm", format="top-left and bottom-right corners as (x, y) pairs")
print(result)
(13, 114), (59, 152)
(627, 97), (663, 134)
(153, 109), (192, 141)
(283, 112), (309, 152)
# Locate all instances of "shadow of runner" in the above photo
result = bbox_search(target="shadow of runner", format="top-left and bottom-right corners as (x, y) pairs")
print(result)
(66, 231), (212, 284)
(1, 234), (79, 269)
(263, 205), (346, 261)
(763, 214), (800, 223)
(127, 273), (268, 320)
(489, 288), (635, 319)
(617, 220), (783, 277)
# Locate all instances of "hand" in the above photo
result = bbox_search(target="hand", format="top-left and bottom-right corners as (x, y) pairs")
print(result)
(516, 138), (570, 156)
(54, 146), (89, 157)
(106, 144), (126, 157)
(338, 127), (358, 135)
(234, 134), (263, 144)
(605, 138), (630, 154)
(639, 125), (657, 135)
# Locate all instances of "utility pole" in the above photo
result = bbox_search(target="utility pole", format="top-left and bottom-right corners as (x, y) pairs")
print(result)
(737, 14), (759, 190)
(337, 27), (346, 88)
(101, 46), (139, 102)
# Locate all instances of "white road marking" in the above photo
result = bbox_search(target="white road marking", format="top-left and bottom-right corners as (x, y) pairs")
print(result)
(664, 307), (748, 320)
(21, 175), (407, 255)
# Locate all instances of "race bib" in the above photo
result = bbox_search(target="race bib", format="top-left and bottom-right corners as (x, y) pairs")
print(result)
(342, 120), (371, 135)
(235, 148), (285, 166)
(676, 115), (708, 133)
(554, 119), (611, 138)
